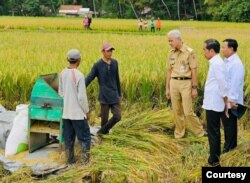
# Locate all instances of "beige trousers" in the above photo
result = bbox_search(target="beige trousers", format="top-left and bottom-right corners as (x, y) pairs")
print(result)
(170, 79), (204, 138)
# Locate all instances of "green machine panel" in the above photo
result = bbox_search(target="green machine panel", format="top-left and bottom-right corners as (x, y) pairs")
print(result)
(28, 73), (64, 153)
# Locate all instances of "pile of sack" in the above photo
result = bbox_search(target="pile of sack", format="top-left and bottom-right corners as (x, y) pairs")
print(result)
(0, 104), (28, 156)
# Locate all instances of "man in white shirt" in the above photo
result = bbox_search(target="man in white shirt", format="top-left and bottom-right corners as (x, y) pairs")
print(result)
(202, 39), (228, 167)
(59, 49), (91, 165)
(221, 39), (245, 153)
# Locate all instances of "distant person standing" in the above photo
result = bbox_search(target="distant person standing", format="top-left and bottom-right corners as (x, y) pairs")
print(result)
(150, 18), (155, 32)
(144, 19), (148, 31)
(88, 16), (92, 30)
(83, 16), (89, 29)
(138, 18), (143, 32)
(156, 17), (161, 31)
(221, 39), (245, 153)
(59, 49), (91, 165)
(85, 43), (121, 135)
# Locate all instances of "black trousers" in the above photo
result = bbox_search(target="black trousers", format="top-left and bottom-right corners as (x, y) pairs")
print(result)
(63, 118), (91, 151)
(98, 103), (121, 134)
(206, 110), (222, 165)
(221, 109), (238, 153)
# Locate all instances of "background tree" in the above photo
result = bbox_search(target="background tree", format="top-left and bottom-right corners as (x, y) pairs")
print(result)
(205, 0), (250, 22)
(161, 0), (172, 19)
(0, 0), (249, 22)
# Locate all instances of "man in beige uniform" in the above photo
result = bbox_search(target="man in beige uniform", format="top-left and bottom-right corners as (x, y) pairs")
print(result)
(166, 30), (205, 139)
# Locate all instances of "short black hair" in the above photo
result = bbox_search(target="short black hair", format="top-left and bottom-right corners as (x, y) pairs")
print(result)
(204, 39), (220, 53)
(223, 39), (238, 52)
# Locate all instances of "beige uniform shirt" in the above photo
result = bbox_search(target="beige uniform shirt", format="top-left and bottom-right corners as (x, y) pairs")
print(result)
(167, 44), (197, 78)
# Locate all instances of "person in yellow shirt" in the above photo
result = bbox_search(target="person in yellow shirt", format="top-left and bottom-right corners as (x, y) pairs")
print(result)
(166, 29), (205, 139)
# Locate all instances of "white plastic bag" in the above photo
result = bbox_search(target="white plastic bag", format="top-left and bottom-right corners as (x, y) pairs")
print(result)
(5, 104), (29, 156)
(0, 111), (16, 149)
(16, 104), (28, 114)
(0, 104), (6, 113)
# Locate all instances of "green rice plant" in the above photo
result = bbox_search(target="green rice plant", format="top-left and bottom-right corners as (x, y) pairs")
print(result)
(1, 22), (250, 112)
(0, 16), (249, 135)
(1, 16), (250, 33)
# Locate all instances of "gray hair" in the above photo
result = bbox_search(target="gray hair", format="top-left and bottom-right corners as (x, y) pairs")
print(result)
(167, 29), (182, 40)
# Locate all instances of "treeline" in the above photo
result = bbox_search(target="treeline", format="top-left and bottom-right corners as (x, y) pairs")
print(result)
(0, 0), (249, 22)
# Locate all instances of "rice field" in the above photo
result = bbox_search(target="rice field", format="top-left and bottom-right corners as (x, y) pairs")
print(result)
(0, 16), (250, 182)
(0, 17), (250, 110)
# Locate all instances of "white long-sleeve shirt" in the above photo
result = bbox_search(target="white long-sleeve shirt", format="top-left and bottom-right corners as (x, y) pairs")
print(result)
(202, 54), (228, 112)
(224, 53), (244, 105)
(59, 68), (89, 120)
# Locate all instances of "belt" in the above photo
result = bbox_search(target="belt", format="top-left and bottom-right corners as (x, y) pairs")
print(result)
(172, 77), (191, 80)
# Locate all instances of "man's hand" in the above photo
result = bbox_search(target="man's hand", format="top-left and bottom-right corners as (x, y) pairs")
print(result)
(230, 101), (238, 109)
(86, 112), (90, 121)
(224, 96), (229, 118)
(225, 104), (229, 118)
(166, 89), (171, 99)
(191, 88), (198, 99)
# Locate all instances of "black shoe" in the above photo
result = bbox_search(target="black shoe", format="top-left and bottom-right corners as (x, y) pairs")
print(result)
(97, 128), (109, 135)
(208, 159), (220, 167)
(222, 149), (228, 154)
(81, 153), (90, 165)
(211, 163), (221, 167)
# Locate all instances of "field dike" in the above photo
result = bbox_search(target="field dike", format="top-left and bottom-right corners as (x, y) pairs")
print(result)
(0, 108), (249, 183)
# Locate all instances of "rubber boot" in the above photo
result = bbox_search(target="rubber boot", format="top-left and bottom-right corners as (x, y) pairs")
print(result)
(80, 142), (90, 165)
(65, 147), (75, 165)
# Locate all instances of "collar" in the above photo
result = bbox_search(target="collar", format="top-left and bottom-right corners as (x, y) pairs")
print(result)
(209, 54), (220, 64)
(180, 45), (186, 52)
(173, 44), (185, 52)
(102, 58), (112, 65)
(225, 53), (237, 63)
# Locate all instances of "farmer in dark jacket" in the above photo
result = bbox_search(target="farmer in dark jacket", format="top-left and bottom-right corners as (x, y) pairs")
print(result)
(85, 43), (121, 135)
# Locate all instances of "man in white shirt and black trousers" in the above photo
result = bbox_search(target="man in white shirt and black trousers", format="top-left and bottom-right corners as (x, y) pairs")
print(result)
(221, 39), (245, 153)
(202, 39), (228, 167)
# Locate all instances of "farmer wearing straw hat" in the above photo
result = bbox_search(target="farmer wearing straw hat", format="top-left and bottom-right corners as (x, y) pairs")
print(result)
(166, 29), (206, 139)
(85, 43), (121, 135)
